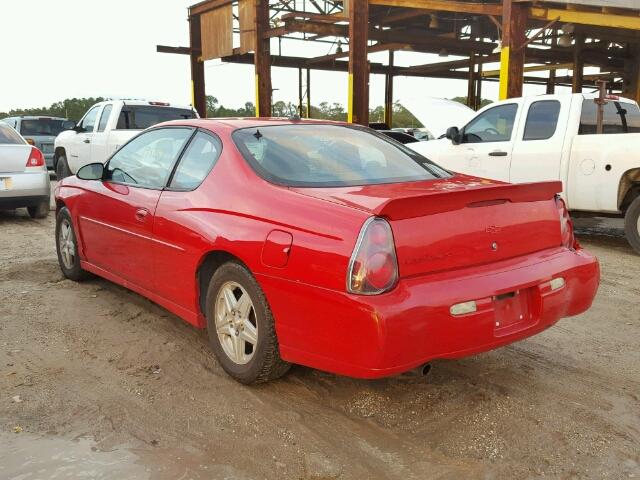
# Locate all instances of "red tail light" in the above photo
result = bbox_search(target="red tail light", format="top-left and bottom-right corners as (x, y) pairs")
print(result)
(556, 196), (577, 249)
(26, 147), (45, 168)
(347, 217), (398, 295)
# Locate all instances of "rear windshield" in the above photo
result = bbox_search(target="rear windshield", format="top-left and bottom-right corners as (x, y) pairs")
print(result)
(579, 100), (640, 134)
(0, 124), (25, 145)
(20, 118), (66, 136)
(116, 106), (196, 130)
(232, 124), (449, 187)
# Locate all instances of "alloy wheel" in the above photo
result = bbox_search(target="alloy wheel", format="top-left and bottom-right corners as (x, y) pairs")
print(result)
(58, 219), (75, 270)
(214, 281), (258, 365)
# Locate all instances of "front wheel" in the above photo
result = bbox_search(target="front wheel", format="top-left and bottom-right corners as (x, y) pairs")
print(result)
(205, 261), (291, 384)
(624, 195), (640, 255)
(56, 207), (90, 281)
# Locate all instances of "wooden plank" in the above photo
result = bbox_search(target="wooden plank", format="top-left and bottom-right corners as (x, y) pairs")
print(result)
(529, 5), (640, 30)
(201, 5), (233, 60)
(238, 0), (256, 55)
(348, 0), (369, 125)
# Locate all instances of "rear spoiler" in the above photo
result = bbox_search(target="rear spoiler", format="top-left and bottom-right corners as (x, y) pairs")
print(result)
(375, 181), (562, 220)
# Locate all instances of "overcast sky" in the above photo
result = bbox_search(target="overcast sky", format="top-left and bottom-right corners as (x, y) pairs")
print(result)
(1, 1), (568, 114)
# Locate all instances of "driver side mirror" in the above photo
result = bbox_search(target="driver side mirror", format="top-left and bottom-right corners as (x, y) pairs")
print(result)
(77, 163), (104, 181)
(62, 120), (76, 131)
(445, 126), (462, 145)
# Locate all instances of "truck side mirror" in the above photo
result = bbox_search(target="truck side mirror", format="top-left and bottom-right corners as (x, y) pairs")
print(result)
(445, 126), (461, 145)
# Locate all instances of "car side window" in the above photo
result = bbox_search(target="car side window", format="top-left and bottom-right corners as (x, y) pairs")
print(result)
(97, 105), (113, 133)
(523, 100), (561, 141)
(170, 131), (221, 190)
(79, 106), (100, 133)
(462, 104), (518, 144)
(105, 128), (193, 189)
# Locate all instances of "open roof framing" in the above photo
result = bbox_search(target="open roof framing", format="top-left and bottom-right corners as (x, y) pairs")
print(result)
(158, 0), (640, 125)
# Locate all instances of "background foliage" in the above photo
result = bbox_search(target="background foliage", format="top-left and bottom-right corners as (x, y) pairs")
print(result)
(2, 95), (491, 127)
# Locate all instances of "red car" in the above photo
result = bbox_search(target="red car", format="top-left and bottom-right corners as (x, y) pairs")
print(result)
(54, 118), (600, 384)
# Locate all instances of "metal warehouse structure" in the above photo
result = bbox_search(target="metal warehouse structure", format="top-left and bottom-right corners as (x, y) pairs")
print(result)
(158, 0), (640, 126)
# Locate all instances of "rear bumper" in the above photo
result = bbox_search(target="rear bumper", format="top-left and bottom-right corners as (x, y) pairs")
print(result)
(259, 246), (600, 379)
(0, 171), (51, 208)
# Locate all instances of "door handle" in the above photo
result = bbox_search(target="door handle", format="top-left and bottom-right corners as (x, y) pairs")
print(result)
(135, 208), (150, 222)
(488, 150), (508, 157)
(83, 139), (91, 144)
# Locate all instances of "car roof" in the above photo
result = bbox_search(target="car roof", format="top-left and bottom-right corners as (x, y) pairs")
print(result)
(157, 117), (348, 132)
(6, 116), (67, 120)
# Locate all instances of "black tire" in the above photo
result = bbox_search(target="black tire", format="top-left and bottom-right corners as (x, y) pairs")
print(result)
(56, 154), (71, 180)
(27, 202), (49, 219)
(205, 261), (291, 384)
(624, 195), (640, 255)
(55, 207), (90, 281)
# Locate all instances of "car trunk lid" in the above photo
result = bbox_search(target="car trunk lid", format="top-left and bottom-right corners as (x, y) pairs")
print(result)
(0, 145), (31, 173)
(292, 176), (563, 277)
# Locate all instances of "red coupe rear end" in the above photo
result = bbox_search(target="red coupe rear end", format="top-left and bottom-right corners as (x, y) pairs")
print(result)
(54, 118), (599, 383)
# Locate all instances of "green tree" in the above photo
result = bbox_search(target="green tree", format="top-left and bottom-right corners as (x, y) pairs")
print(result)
(0, 97), (105, 121)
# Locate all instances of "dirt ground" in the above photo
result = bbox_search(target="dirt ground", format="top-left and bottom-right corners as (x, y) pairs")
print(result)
(1, 201), (639, 479)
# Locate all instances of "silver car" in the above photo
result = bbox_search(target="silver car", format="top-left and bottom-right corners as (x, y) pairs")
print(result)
(1, 116), (72, 169)
(0, 123), (50, 218)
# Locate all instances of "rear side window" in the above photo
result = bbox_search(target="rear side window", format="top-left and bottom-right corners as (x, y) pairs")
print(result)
(579, 100), (640, 134)
(233, 124), (448, 187)
(0, 124), (25, 145)
(523, 101), (560, 141)
(116, 106), (197, 130)
(97, 105), (113, 132)
(170, 131), (221, 190)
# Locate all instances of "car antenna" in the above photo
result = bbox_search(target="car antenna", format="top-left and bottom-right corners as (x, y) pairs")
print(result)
(254, 129), (263, 140)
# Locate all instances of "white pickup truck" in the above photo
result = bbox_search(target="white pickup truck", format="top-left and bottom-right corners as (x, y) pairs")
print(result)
(54, 100), (198, 179)
(409, 93), (640, 253)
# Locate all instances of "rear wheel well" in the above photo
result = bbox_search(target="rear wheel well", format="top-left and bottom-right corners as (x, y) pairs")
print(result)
(619, 169), (640, 214)
(197, 251), (247, 317)
(53, 147), (66, 169)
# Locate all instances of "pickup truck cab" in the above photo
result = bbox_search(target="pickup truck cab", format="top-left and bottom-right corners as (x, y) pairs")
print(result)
(54, 100), (198, 179)
(409, 93), (640, 253)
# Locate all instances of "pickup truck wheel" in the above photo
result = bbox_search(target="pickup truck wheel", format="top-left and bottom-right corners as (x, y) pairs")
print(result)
(56, 207), (90, 281)
(624, 196), (640, 255)
(205, 261), (291, 384)
(56, 155), (71, 180)
(27, 202), (50, 219)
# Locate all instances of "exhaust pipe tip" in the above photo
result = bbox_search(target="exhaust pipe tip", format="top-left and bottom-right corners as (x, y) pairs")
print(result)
(401, 363), (433, 379)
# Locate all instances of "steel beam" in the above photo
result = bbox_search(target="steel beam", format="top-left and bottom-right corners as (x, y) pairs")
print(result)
(348, 0), (369, 125)
(255, 0), (272, 117)
(188, 14), (207, 117)
(499, 0), (527, 99)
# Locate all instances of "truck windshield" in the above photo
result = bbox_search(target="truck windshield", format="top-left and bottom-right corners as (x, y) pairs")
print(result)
(116, 106), (197, 130)
(20, 119), (67, 136)
(232, 124), (449, 187)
